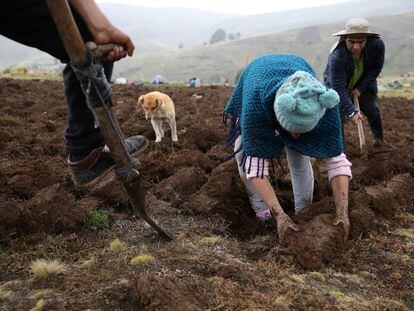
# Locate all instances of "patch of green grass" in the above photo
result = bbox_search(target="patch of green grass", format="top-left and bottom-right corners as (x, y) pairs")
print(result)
(84, 208), (111, 229)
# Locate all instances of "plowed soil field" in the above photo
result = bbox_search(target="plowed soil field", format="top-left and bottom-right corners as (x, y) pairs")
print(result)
(0, 78), (413, 310)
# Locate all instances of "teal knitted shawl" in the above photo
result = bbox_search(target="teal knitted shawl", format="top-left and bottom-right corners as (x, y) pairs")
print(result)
(223, 54), (343, 162)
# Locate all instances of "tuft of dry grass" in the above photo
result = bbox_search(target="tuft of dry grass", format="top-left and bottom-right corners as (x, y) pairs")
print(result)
(109, 238), (126, 253)
(118, 278), (130, 286)
(130, 253), (154, 265)
(30, 299), (45, 311)
(395, 229), (414, 240)
(288, 274), (306, 284)
(29, 289), (54, 300)
(180, 241), (196, 249)
(200, 236), (220, 245)
(306, 271), (326, 282)
(30, 259), (67, 278)
(0, 67), (61, 80)
(329, 290), (345, 298)
(272, 296), (291, 307)
(0, 287), (13, 301)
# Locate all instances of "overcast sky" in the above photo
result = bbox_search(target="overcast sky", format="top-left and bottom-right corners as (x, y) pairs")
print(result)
(96, 0), (350, 15)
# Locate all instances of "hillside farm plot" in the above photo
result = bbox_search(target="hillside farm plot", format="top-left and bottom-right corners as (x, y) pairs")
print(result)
(0, 78), (413, 310)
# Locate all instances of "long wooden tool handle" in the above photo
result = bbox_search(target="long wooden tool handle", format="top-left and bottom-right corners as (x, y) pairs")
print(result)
(353, 95), (366, 153)
(46, 0), (87, 66)
(46, 0), (172, 240)
(46, 0), (131, 167)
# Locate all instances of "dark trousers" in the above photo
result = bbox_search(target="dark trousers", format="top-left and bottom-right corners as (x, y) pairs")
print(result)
(0, 1), (110, 157)
(341, 92), (384, 141)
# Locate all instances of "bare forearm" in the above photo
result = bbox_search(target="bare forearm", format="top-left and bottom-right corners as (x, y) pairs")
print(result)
(331, 175), (349, 212)
(69, 0), (111, 36)
(331, 175), (350, 240)
(68, 0), (134, 58)
(251, 177), (284, 216)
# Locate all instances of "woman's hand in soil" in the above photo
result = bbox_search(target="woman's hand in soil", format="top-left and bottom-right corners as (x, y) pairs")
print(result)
(276, 212), (300, 245)
(333, 209), (350, 242)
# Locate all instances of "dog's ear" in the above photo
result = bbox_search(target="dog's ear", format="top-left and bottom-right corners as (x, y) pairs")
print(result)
(138, 95), (144, 107)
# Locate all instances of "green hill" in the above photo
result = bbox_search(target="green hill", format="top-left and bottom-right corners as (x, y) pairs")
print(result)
(210, 0), (414, 38)
(114, 12), (414, 84)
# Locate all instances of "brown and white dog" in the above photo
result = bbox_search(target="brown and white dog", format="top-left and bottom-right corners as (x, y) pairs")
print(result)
(137, 91), (178, 142)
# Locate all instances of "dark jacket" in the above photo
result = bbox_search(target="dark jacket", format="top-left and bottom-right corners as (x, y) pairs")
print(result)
(323, 37), (385, 116)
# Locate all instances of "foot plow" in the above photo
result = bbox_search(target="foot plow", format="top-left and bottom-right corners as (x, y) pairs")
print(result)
(46, 0), (172, 240)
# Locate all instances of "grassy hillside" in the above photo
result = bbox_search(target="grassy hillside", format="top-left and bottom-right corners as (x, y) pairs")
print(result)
(212, 0), (414, 38)
(98, 4), (236, 52)
(0, 5), (235, 70)
(115, 12), (414, 83)
(1, 4), (413, 83)
(0, 36), (40, 68)
(2, 0), (414, 72)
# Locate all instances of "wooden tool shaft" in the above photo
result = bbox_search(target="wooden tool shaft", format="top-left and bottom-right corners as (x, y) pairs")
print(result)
(46, 0), (172, 240)
(353, 95), (366, 153)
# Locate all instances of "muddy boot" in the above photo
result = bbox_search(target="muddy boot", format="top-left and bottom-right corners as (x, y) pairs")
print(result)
(68, 135), (149, 187)
(372, 139), (395, 152)
(368, 114), (394, 152)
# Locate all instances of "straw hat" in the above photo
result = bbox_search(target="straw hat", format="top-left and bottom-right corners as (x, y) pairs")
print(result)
(332, 18), (380, 37)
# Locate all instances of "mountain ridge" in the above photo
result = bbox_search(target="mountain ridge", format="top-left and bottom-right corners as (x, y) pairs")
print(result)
(112, 11), (414, 83)
(1, 0), (413, 82)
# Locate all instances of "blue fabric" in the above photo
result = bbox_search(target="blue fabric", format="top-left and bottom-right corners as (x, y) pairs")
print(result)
(224, 54), (343, 160)
(323, 37), (385, 116)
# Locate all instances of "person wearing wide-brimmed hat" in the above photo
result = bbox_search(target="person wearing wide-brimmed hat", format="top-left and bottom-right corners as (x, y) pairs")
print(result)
(323, 18), (393, 150)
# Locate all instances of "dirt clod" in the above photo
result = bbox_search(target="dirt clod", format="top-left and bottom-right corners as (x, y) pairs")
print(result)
(349, 206), (376, 239)
(285, 213), (344, 270)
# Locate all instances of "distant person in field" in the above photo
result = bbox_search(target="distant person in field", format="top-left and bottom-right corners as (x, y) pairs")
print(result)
(324, 18), (393, 151)
(188, 77), (197, 87)
(223, 54), (352, 243)
(152, 74), (165, 85)
(0, 0), (149, 188)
